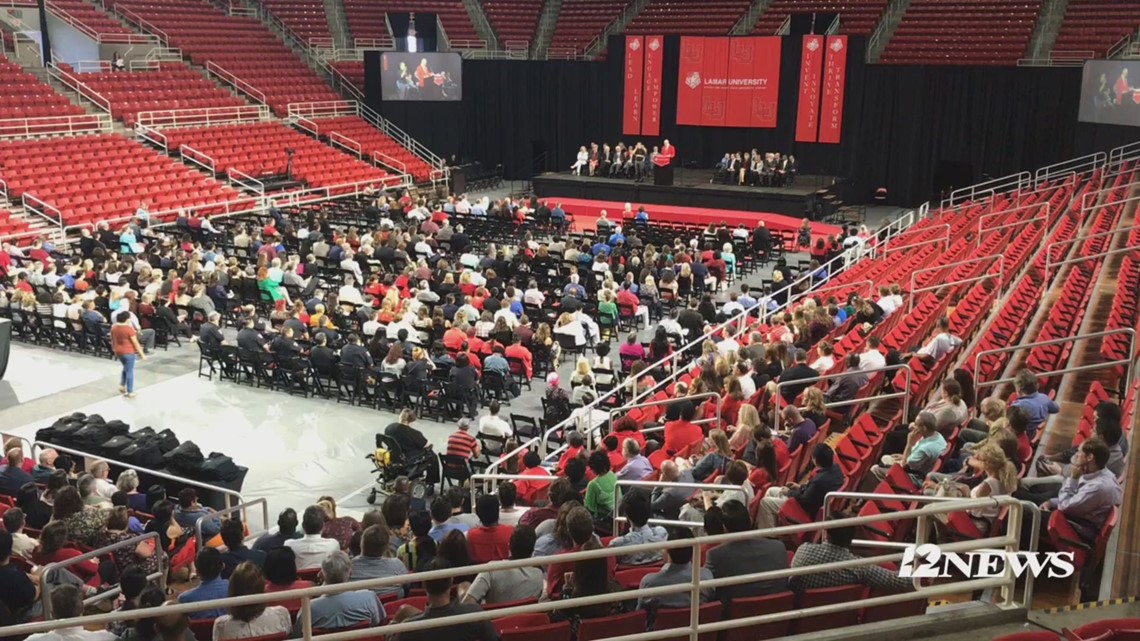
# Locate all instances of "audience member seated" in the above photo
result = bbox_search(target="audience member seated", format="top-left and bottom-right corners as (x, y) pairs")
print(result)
(466, 494), (514, 564)
(790, 514), (914, 593)
(220, 518), (265, 579)
(704, 500), (787, 605)
(285, 505), (341, 570)
(1039, 437), (1123, 544)
(584, 451), (617, 523)
(264, 547), (315, 605)
(3, 508), (36, 559)
(758, 444), (845, 529)
(53, 486), (107, 548)
(651, 460), (696, 521)
(636, 527), (714, 619)
(253, 508), (301, 551)
(869, 412), (947, 487)
(212, 562), (292, 641)
(0, 448), (33, 496)
(607, 493), (667, 565)
(460, 525), (544, 605)
(389, 558), (497, 641)
(296, 551), (384, 634)
(318, 496), (361, 551)
(351, 523), (408, 599)
(175, 488), (220, 543)
(178, 548), (229, 620)
(26, 584), (117, 641)
(1009, 369), (1060, 441)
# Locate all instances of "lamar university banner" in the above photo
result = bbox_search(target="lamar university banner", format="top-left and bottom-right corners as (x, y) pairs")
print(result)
(675, 35), (781, 128)
(622, 35), (664, 136)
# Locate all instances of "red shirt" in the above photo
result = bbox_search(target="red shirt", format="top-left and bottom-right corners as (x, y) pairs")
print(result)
(514, 466), (551, 505)
(616, 289), (639, 310)
(110, 324), (138, 357)
(773, 438), (790, 470)
(1016, 432), (1032, 466)
(33, 548), (98, 580)
(29, 248), (51, 267)
(663, 420), (703, 455)
(504, 344), (533, 379)
(16, 280), (32, 293)
(546, 543), (617, 597)
(606, 448), (625, 472)
(266, 579), (315, 610)
(443, 328), (466, 352)
(466, 524), (513, 563)
(557, 446), (582, 473)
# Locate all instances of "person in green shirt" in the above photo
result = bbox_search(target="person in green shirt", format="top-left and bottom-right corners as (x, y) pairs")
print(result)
(597, 290), (618, 323)
(584, 450), (618, 521)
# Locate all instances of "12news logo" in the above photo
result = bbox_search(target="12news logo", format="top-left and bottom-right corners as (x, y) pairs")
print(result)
(898, 543), (1076, 579)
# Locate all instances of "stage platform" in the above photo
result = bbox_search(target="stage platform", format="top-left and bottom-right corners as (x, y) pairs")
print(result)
(533, 168), (831, 218)
(553, 197), (841, 243)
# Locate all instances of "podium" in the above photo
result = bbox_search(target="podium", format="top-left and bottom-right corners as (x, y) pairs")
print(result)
(653, 162), (674, 186)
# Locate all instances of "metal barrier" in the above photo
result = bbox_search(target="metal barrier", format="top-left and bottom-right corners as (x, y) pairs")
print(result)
(1, 495), (1033, 641)
(179, 144), (216, 174)
(48, 64), (112, 114)
(1108, 140), (1140, 171)
(907, 269), (1004, 313)
(194, 498), (270, 552)
(1079, 183), (1140, 215)
(824, 492), (1042, 604)
(1035, 151), (1107, 186)
(974, 328), (1138, 394)
(112, 5), (169, 45)
(63, 196), (265, 239)
(136, 104), (270, 129)
(909, 255), (1003, 298)
(612, 479), (747, 533)
(32, 441), (245, 509)
(880, 224), (951, 257)
(941, 172), (1032, 211)
(45, 1), (156, 44)
(372, 151), (407, 175)
(606, 391), (723, 446)
(772, 364), (915, 428)
(976, 201), (1051, 240)
(468, 472), (559, 511)
(229, 167), (266, 195)
(206, 61), (266, 105)
(39, 532), (166, 618)
(329, 131), (362, 158)
(1045, 242), (1140, 281)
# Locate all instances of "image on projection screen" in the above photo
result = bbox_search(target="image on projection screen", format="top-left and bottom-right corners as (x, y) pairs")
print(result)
(380, 52), (462, 101)
(1079, 59), (1140, 127)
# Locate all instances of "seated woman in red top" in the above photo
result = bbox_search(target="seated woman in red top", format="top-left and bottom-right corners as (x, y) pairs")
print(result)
(513, 451), (552, 506)
(263, 547), (315, 610)
(466, 495), (514, 564)
(719, 378), (746, 431)
(663, 402), (703, 455)
(611, 415), (647, 451)
(556, 431), (585, 474)
(33, 521), (101, 586)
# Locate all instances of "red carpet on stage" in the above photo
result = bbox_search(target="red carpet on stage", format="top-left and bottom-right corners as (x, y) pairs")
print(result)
(554, 198), (842, 244)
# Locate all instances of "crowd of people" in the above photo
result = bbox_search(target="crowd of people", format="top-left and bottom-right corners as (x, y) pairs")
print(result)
(713, 151), (797, 188)
(0, 184), (1128, 639)
(571, 141), (675, 182)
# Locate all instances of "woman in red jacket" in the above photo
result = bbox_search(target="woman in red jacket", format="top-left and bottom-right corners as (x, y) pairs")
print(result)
(32, 521), (101, 586)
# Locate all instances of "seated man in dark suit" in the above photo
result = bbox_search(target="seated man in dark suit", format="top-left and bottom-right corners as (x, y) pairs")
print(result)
(757, 444), (845, 529)
(309, 333), (338, 376)
(0, 449), (33, 497)
(703, 500), (788, 605)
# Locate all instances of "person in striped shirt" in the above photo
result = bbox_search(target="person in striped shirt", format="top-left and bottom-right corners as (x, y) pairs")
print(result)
(446, 419), (480, 462)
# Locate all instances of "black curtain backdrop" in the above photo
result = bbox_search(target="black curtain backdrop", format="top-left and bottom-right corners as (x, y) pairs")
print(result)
(365, 40), (1140, 206)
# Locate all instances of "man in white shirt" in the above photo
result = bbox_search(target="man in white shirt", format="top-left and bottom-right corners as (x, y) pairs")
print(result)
(338, 276), (364, 306)
(455, 194), (471, 214)
(362, 311), (384, 337)
(478, 401), (512, 438)
(493, 300), (519, 328)
(341, 252), (364, 286)
(721, 291), (745, 318)
(875, 286), (900, 318)
(523, 282), (545, 307)
(90, 460), (117, 499)
(285, 506), (341, 570)
(913, 316), (963, 363)
(857, 337), (886, 372)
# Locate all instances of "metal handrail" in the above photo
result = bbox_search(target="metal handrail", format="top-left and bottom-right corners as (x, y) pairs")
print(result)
(229, 167), (266, 195)
(39, 532), (166, 618)
(909, 254), (1003, 297)
(206, 61), (266, 105)
(1045, 243), (1140, 281)
(179, 144), (216, 174)
(194, 498), (269, 552)
(32, 441), (245, 509)
(372, 151), (407, 176)
(942, 172), (1032, 211)
(881, 223), (951, 254)
(1, 496), (1030, 641)
(606, 391), (723, 445)
(772, 363), (914, 427)
(1108, 141), (1140, 170)
(1079, 181), (1140, 215)
(612, 479), (748, 533)
(907, 268), (1004, 313)
(329, 131), (362, 158)
(978, 200), (1051, 234)
(975, 328), (1138, 393)
(1035, 152), (1107, 186)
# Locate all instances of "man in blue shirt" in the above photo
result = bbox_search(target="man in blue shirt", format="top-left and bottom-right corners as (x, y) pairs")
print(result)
(178, 548), (229, 620)
(1011, 369), (1060, 440)
(428, 497), (469, 542)
(174, 488), (220, 539)
(608, 493), (666, 565)
(637, 528), (714, 614)
(738, 283), (758, 312)
(608, 226), (626, 247)
(296, 551), (384, 635)
(634, 206), (649, 224)
(591, 240), (610, 256)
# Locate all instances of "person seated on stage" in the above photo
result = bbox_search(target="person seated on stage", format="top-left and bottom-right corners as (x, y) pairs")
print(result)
(738, 152), (751, 186)
(587, 143), (600, 176)
(632, 143), (648, 181)
(599, 143), (612, 176)
(571, 146), (589, 176)
(786, 155), (798, 185)
(714, 153), (731, 183)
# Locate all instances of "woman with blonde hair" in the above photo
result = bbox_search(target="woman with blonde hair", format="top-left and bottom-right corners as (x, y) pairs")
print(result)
(728, 404), (761, 453)
(686, 429), (734, 481)
(802, 387), (827, 429)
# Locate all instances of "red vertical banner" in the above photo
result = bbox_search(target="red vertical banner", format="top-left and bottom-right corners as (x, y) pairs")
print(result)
(818, 35), (848, 144)
(795, 35), (824, 143)
(641, 35), (663, 136)
(700, 36), (730, 127)
(724, 38), (755, 128)
(623, 35), (644, 136)
(676, 36), (705, 126)
(750, 36), (781, 128)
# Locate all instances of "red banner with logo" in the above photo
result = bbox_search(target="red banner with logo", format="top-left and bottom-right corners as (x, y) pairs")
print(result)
(623, 35), (644, 136)
(676, 36), (706, 126)
(818, 35), (848, 144)
(676, 36), (780, 128)
(795, 35), (824, 143)
(641, 35), (664, 136)
(749, 37), (781, 128)
(699, 36), (730, 127)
